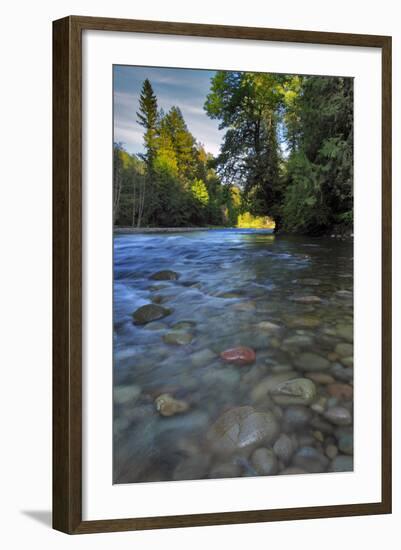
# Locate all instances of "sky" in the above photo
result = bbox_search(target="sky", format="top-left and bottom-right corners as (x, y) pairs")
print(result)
(113, 66), (224, 157)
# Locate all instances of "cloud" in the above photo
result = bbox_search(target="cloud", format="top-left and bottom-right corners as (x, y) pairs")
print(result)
(113, 68), (223, 156)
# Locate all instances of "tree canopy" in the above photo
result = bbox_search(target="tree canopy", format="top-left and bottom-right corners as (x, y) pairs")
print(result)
(114, 73), (353, 235)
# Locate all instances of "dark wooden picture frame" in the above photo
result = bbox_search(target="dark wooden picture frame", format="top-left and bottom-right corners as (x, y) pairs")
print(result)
(53, 15), (392, 534)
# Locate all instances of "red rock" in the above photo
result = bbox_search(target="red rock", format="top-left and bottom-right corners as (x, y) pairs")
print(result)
(220, 346), (256, 365)
(327, 383), (353, 400)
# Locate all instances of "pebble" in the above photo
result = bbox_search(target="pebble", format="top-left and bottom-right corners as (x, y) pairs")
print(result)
(285, 315), (321, 328)
(251, 372), (298, 402)
(133, 304), (172, 325)
(336, 428), (353, 455)
(305, 372), (335, 385)
(209, 462), (242, 479)
(256, 321), (281, 332)
(324, 407), (352, 426)
(150, 270), (180, 281)
(335, 324), (353, 342)
(163, 331), (194, 345)
(220, 346), (256, 366)
(292, 446), (329, 473)
(330, 363), (353, 382)
(155, 393), (189, 417)
(290, 295), (322, 304)
(171, 320), (196, 330)
(330, 455), (353, 472)
(173, 455), (210, 481)
(190, 348), (217, 367)
(280, 467), (308, 475)
(335, 290), (353, 299)
(325, 444), (339, 459)
(207, 406), (279, 456)
(232, 301), (256, 311)
(327, 383), (353, 400)
(335, 343), (353, 357)
(273, 434), (295, 464)
(282, 405), (313, 431)
(251, 448), (278, 475)
(270, 378), (317, 406)
(294, 352), (330, 371)
(114, 384), (141, 405)
(341, 356), (353, 368)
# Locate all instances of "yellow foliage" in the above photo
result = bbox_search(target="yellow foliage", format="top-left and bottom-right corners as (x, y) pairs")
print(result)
(237, 212), (275, 229)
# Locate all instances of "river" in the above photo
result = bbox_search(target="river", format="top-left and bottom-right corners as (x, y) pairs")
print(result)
(113, 229), (353, 483)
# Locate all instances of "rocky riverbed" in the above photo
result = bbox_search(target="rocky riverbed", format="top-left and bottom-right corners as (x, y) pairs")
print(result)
(113, 229), (353, 483)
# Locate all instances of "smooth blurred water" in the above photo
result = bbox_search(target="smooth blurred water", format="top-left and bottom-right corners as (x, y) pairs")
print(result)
(113, 229), (353, 483)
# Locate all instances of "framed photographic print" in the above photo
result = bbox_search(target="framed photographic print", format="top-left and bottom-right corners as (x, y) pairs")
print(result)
(53, 16), (392, 534)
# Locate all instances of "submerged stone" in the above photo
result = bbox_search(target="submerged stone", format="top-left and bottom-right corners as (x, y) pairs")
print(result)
(220, 346), (256, 366)
(207, 406), (279, 456)
(150, 270), (180, 281)
(133, 304), (172, 325)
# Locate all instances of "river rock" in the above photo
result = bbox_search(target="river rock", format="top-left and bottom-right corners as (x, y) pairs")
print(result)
(285, 315), (321, 328)
(290, 295), (322, 304)
(256, 321), (281, 332)
(294, 352), (330, 371)
(330, 455), (353, 472)
(251, 372), (298, 402)
(325, 444), (338, 459)
(292, 446), (329, 473)
(190, 348), (217, 367)
(133, 304), (172, 325)
(280, 467), (308, 475)
(336, 427), (353, 455)
(150, 270), (180, 281)
(232, 301), (256, 311)
(335, 343), (353, 357)
(251, 448), (278, 475)
(335, 290), (353, 300)
(330, 363), (353, 382)
(171, 320), (196, 330)
(163, 331), (194, 345)
(207, 406), (279, 456)
(114, 384), (141, 405)
(209, 462), (242, 479)
(282, 405), (313, 431)
(341, 356), (353, 367)
(327, 383), (353, 400)
(155, 393), (189, 417)
(324, 406), (352, 426)
(270, 378), (317, 406)
(220, 346), (256, 366)
(305, 372), (335, 385)
(335, 324), (353, 342)
(273, 434), (294, 464)
(143, 321), (168, 331)
(173, 455), (210, 481)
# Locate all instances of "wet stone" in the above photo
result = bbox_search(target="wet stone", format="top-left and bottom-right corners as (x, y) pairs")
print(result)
(324, 407), (352, 426)
(330, 455), (353, 472)
(155, 394), (189, 417)
(270, 378), (317, 406)
(163, 331), (194, 345)
(133, 304), (172, 325)
(273, 434), (294, 464)
(251, 448), (278, 476)
(220, 346), (256, 366)
(206, 406), (279, 456)
(282, 405), (313, 431)
(294, 352), (330, 372)
(335, 342), (353, 357)
(150, 270), (180, 281)
(292, 446), (329, 473)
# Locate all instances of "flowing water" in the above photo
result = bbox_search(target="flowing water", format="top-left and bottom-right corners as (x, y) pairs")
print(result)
(113, 229), (353, 483)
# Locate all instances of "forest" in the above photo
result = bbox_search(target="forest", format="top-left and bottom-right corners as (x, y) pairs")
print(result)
(113, 72), (353, 235)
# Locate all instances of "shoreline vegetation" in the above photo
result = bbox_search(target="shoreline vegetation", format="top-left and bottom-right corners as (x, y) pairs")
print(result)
(114, 72), (353, 236)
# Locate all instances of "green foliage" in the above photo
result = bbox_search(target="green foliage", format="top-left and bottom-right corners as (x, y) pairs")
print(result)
(114, 73), (353, 234)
